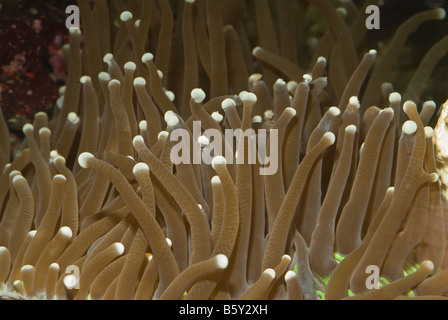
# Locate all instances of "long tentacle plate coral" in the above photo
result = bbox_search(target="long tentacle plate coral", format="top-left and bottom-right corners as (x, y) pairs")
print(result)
(1, 0), (448, 301)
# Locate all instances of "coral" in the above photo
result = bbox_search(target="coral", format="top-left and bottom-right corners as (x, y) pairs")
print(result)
(1, 0), (448, 300)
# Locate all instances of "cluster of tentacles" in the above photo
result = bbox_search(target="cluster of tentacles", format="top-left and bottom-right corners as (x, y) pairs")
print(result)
(1, 0), (448, 300)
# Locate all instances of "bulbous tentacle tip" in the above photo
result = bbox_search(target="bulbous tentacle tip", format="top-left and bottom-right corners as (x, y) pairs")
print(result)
(191, 88), (206, 104)
(113, 242), (125, 255)
(252, 46), (262, 56)
(215, 254), (229, 269)
(142, 52), (154, 63)
(284, 270), (296, 281)
(403, 100), (418, 115)
(59, 226), (73, 239)
(133, 135), (146, 151)
(402, 120), (417, 135)
(133, 162), (150, 176)
(429, 172), (439, 183)
(420, 260), (434, 272)
(22, 123), (34, 134)
(124, 61), (136, 72)
(80, 75), (91, 84)
(158, 131), (169, 140)
(221, 98), (236, 110)
(329, 106), (341, 117)
(211, 175), (221, 185)
(238, 91), (257, 104)
(78, 152), (95, 169)
(263, 268), (276, 279)
(211, 156), (227, 169)
(120, 11), (133, 22)
(134, 77), (146, 86)
(345, 124), (357, 134)
(389, 92), (402, 104)
(323, 132), (336, 146)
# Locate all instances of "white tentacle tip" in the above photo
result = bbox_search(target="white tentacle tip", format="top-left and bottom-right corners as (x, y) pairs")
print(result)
(345, 124), (357, 134)
(142, 52), (154, 63)
(165, 112), (179, 127)
(198, 135), (210, 147)
(423, 100), (436, 111)
(166, 238), (173, 248)
(403, 100), (417, 113)
(421, 260), (434, 272)
(424, 126), (434, 138)
(69, 27), (81, 35)
(211, 175), (221, 185)
(165, 90), (175, 102)
(389, 92), (401, 104)
(158, 131), (169, 140)
(139, 120), (147, 131)
(133, 162), (150, 176)
(12, 175), (25, 186)
(317, 56), (326, 64)
(59, 226), (73, 239)
(263, 268), (276, 279)
(212, 112), (224, 123)
(402, 120), (417, 135)
(21, 265), (34, 272)
(284, 270), (296, 281)
(124, 61), (136, 72)
(68, 112), (80, 124)
(133, 135), (146, 150)
(437, 8), (446, 20)
(108, 79), (121, 88)
(211, 156), (227, 169)
(215, 254), (229, 269)
(191, 88), (206, 104)
(113, 242), (125, 255)
(134, 77), (146, 87)
(349, 96), (360, 107)
(120, 11), (133, 22)
(103, 53), (113, 64)
(49, 263), (60, 271)
(63, 274), (78, 290)
(274, 78), (286, 87)
(23, 123), (34, 134)
(39, 127), (51, 136)
(221, 98), (236, 109)
(303, 74), (313, 83)
(328, 106), (341, 117)
(252, 115), (262, 124)
(80, 75), (91, 84)
(429, 173), (439, 183)
(252, 46), (262, 56)
(98, 72), (111, 82)
(78, 152), (95, 168)
(323, 132), (336, 145)
(238, 91), (257, 103)
(285, 107), (296, 118)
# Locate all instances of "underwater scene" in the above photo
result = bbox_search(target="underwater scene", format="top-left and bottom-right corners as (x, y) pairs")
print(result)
(1, 0), (448, 303)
